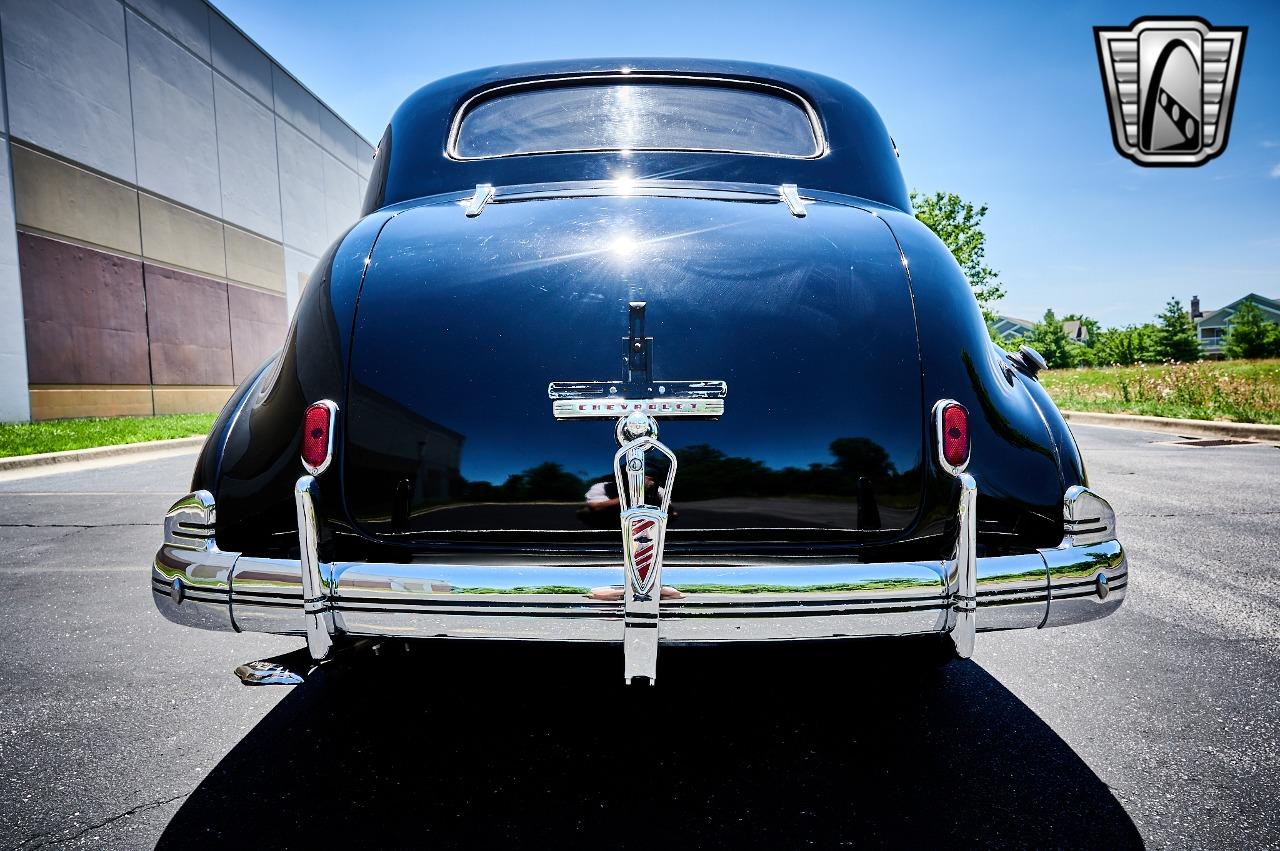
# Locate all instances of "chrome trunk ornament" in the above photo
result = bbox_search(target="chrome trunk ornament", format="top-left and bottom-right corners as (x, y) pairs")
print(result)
(550, 303), (723, 683)
(613, 414), (678, 684)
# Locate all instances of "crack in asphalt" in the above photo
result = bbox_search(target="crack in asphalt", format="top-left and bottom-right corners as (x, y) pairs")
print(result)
(14, 792), (190, 849)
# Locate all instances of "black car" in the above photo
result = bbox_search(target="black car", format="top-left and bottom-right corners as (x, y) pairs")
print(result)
(153, 59), (1126, 684)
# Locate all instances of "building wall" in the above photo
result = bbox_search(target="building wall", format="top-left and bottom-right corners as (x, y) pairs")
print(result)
(0, 68), (31, 422)
(0, 0), (373, 420)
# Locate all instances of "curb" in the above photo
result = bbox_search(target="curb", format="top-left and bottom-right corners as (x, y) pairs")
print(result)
(0, 435), (208, 473)
(1062, 411), (1280, 443)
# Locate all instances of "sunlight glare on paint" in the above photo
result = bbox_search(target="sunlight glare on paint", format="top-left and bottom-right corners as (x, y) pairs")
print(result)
(609, 233), (638, 258)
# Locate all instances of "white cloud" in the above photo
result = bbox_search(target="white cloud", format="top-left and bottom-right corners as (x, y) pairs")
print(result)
(1270, 163), (1280, 178)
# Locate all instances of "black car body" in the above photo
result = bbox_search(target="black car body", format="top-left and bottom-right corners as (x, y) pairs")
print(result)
(153, 59), (1125, 683)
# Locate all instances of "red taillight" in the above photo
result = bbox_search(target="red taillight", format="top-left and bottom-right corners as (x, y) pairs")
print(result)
(301, 401), (335, 474)
(940, 402), (969, 473)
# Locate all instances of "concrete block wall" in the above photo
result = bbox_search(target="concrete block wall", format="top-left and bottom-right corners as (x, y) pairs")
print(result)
(0, 0), (373, 420)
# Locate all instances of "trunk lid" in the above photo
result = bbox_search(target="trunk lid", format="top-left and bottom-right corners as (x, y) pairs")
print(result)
(342, 190), (925, 548)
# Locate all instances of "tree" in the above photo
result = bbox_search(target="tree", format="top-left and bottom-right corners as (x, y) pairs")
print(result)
(1153, 298), (1201, 362)
(910, 191), (1005, 317)
(1092, 324), (1160, 365)
(1223, 300), (1280, 360)
(1025, 309), (1081, 368)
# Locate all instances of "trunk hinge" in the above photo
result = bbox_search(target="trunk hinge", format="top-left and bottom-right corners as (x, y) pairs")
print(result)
(779, 183), (807, 218)
(464, 183), (495, 217)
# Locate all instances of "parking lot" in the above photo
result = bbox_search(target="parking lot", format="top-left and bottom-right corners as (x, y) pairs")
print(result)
(1, 423), (1278, 849)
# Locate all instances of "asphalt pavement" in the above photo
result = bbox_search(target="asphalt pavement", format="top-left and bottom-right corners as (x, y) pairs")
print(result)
(0, 424), (1277, 849)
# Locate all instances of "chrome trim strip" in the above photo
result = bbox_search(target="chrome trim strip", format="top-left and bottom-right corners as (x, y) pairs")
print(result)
(446, 73), (828, 162)
(300, 400), (337, 477)
(552, 398), (725, 418)
(548, 379), (728, 400)
(494, 184), (781, 204)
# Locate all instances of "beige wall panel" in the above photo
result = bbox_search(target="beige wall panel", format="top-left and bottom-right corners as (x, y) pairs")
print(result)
(11, 146), (141, 255)
(225, 226), (284, 292)
(29, 385), (154, 420)
(152, 385), (234, 415)
(138, 193), (226, 278)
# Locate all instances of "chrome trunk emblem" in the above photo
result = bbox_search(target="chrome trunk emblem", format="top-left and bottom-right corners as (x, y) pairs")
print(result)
(547, 301), (727, 418)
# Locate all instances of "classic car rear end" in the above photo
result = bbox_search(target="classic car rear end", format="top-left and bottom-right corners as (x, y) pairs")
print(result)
(152, 59), (1125, 684)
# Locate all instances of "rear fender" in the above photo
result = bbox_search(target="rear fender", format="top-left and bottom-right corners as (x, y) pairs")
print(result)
(880, 211), (1065, 547)
(204, 211), (399, 552)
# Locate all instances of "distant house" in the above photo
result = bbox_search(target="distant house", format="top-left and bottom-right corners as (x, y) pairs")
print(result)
(1061, 319), (1090, 344)
(991, 315), (1089, 344)
(991, 316), (1035, 341)
(1191, 294), (1280, 356)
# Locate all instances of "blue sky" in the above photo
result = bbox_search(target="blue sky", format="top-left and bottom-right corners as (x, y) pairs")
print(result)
(213, 0), (1278, 327)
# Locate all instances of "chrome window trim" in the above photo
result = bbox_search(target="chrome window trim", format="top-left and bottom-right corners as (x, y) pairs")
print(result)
(301, 399), (338, 476)
(446, 73), (828, 162)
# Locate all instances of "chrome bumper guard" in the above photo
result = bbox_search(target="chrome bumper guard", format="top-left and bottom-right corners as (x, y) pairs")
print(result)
(153, 482), (1127, 674)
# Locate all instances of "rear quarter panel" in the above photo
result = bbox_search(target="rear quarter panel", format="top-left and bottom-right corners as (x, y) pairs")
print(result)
(880, 210), (1066, 547)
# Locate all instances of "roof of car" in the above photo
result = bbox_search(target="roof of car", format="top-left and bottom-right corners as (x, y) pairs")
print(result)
(369, 58), (909, 213)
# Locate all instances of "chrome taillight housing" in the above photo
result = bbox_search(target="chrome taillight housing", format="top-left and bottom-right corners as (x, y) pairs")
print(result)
(934, 399), (970, 476)
(301, 400), (337, 475)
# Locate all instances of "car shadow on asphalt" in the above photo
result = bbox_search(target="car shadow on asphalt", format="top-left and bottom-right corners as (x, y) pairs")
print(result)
(157, 639), (1142, 849)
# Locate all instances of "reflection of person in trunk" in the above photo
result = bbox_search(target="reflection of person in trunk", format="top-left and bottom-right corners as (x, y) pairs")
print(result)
(581, 475), (684, 601)
(578, 476), (662, 527)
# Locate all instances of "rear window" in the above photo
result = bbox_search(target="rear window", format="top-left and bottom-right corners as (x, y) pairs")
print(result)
(452, 81), (821, 160)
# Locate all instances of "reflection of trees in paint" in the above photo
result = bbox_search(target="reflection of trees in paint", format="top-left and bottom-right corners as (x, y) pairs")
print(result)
(675, 439), (896, 501)
(454, 437), (907, 504)
(462, 461), (586, 502)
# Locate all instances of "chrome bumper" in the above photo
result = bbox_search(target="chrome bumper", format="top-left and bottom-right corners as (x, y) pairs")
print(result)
(152, 485), (1127, 653)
